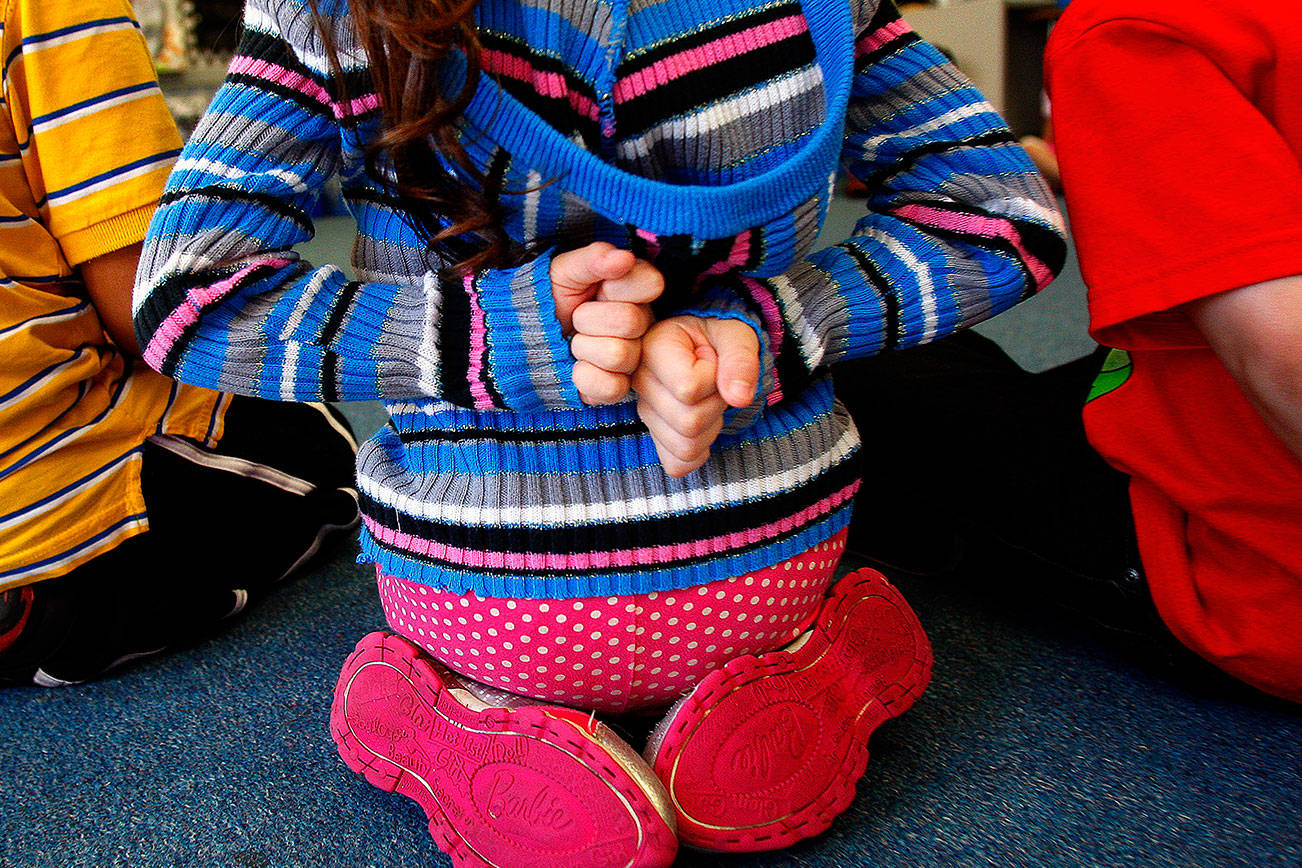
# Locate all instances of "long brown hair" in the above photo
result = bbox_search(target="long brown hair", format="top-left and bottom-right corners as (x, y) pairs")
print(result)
(309, 0), (513, 274)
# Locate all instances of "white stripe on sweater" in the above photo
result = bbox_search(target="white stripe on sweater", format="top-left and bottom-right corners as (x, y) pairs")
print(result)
(174, 157), (312, 194)
(417, 274), (444, 397)
(616, 66), (824, 165)
(769, 271), (827, 370)
(853, 102), (998, 162)
(357, 423), (857, 526)
(862, 224), (940, 342)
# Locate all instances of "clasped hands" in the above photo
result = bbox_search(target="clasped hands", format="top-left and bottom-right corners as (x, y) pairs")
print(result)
(551, 242), (759, 478)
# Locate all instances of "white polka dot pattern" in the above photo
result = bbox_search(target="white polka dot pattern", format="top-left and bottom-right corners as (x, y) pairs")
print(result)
(377, 530), (848, 713)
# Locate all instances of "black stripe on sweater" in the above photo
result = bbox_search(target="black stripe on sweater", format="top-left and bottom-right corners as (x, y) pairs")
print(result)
(854, 29), (922, 71)
(480, 31), (600, 104)
(889, 201), (1062, 304)
(358, 448), (860, 559)
(839, 241), (902, 352)
(159, 185), (314, 235)
(616, 36), (816, 138)
(319, 280), (362, 349)
(441, 266), (475, 408)
(893, 196), (1066, 276)
(225, 72), (338, 123)
(137, 263), (293, 377)
(399, 419), (648, 445)
(618, 2), (803, 77)
(480, 35), (602, 143)
(322, 350), (340, 402)
(493, 75), (604, 148)
(849, 129), (1017, 192)
(475, 151), (512, 410)
(865, 0), (905, 34)
(361, 447), (859, 569)
(235, 28), (377, 122)
(319, 279), (363, 403)
(366, 505), (847, 577)
(853, 0), (914, 68)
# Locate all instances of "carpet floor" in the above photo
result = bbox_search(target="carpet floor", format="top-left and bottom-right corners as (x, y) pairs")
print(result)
(3, 537), (1298, 867)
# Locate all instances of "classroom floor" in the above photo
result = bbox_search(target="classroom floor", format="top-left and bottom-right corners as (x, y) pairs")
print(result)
(3, 207), (1299, 868)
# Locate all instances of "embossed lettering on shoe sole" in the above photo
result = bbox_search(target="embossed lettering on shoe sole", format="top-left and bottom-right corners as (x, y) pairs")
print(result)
(714, 701), (817, 790)
(342, 659), (652, 866)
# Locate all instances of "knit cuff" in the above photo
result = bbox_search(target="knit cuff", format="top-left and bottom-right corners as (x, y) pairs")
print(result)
(476, 250), (584, 411)
(274, 254), (581, 408)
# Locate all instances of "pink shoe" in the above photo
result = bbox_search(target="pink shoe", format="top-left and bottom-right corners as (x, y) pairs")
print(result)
(644, 567), (932, 852)
(331, 631), (678, 868)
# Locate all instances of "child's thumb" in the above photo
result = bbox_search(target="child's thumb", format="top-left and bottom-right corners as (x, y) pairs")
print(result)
(709, 319), (760, 408)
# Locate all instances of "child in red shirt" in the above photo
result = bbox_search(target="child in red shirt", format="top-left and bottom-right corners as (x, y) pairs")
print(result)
(1046, 0), (1302, 703)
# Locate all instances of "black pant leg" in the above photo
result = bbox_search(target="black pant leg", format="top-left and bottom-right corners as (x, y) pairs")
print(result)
(832, 331), (1135, 581)
(0, 398), (359, 685)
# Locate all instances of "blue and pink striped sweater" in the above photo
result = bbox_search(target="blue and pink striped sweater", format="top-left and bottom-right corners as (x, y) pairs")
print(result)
(133, 0), (1066, 598)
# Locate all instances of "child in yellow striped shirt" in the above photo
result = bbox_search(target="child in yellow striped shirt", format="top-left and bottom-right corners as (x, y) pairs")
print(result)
(0, 0), (359, 687)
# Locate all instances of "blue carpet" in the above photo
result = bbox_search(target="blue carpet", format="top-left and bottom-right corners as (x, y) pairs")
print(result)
(3, 536), (1299, 867)
(7, 215), (1298, 866)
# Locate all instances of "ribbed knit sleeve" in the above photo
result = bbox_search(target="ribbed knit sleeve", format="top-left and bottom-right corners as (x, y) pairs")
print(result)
(132, 0), (580, 409)
(730, 1), (1067, 397)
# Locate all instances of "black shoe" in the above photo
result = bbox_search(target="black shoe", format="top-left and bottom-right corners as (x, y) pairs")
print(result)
(0, 555), (247, 688)
(981, 539), (1286, 706)
(844, 508), (966, 577)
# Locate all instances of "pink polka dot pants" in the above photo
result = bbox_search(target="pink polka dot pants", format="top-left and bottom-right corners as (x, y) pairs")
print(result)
(377, 529), (848, 713)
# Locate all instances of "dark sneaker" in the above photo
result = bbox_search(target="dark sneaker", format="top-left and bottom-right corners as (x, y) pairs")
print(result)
(0, 562), (247, 688)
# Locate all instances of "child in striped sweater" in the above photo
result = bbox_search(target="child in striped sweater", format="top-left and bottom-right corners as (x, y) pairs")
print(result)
(133, 0), (1065, 863)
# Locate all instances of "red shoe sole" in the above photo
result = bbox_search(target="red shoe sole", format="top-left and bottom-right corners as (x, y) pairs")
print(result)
(647, 568), (932, 852)
(331, 631), (677, 868)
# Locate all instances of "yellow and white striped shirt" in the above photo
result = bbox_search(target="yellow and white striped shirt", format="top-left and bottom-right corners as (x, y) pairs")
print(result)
(1, 0), (226, 588)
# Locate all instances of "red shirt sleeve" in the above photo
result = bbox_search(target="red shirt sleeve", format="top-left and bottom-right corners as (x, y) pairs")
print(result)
(1046, 12), (1302, 349)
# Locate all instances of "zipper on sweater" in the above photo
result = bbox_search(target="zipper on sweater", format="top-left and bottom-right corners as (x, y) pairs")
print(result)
(596, 0), (630, 158)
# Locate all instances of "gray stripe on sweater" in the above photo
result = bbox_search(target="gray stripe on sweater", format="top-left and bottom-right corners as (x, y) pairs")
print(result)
(356, 390), (852, 526)
(616, 68), (827, 179)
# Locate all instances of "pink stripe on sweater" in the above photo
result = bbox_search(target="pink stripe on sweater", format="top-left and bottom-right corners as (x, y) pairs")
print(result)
(228, 55), (379, 119)
(741, 277), (784, 405)
(364, 479), (859, 571)
(635, 228), (663, 260)
(482, 50), (601, 122)
(229, 55), (330, 105)
(143, 259), (292, 370)
(740, 277), (783, 355)
(614, 15), (809, 103)
(700, 230), (754, 282)
(463, 274), (495, 410)
(855, 17), (912, 56)
(894, 204), (1057, 291)
(337, 92), (381, 119)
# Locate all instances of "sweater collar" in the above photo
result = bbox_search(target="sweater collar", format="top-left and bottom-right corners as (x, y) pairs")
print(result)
(451, 0), (853, 238)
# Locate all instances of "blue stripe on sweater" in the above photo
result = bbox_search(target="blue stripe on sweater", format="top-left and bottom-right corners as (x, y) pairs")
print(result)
(358, 508), (853, 599)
